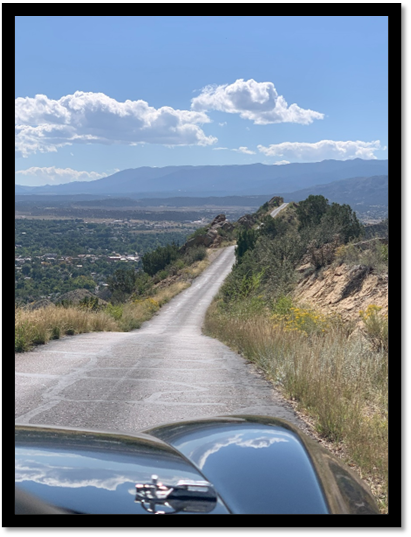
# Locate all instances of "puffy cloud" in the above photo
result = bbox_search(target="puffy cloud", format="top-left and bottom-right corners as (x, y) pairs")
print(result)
(194, 432), (290, 470)
(15, 166), (110, 184)
(233, 146), (256, 155)
(273, 160), (290, 165)
(257, 140), (385, 161)
(15, 459), (132, 491)
(191, 79), (324, 125)
(15, 91), (217, 157)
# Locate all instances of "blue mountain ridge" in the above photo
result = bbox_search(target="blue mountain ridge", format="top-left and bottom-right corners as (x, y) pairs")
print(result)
(15, 159), (388, 197)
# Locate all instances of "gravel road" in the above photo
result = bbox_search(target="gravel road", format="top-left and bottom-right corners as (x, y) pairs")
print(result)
(15, 245), (309, 435)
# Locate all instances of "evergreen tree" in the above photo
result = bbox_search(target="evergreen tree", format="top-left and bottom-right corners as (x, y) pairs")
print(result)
(235, 229), (256, 263)
(296, 195), (329, 229)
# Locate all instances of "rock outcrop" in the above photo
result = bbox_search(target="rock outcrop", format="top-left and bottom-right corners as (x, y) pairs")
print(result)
(180, 214), (233, 252)
(267, 196), (284, 208)
(293, 263), (388, 323)
(236, 214), (256, 228)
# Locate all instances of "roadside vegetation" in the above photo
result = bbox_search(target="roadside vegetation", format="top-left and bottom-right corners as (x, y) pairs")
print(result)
(204, 195), (388, 512)
(15, 240), (213, 353)
(15, 280), (192, 352)
(15, 194), (388, 510)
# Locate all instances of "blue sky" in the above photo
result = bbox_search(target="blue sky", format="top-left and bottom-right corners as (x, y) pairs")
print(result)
(15, 15), (388, 186)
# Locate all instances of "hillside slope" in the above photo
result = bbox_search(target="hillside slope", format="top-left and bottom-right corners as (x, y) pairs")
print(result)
(294, 262), (388, 323)
(204, 195), (388, 511)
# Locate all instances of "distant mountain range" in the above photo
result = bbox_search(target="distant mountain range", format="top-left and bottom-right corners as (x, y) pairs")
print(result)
(281, 174), (388, 208)
(16, 174), (388, 222)
(15, 159), (388, 197)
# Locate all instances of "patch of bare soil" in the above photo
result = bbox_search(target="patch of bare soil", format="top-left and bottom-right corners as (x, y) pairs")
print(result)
(294, 263), (388, 323)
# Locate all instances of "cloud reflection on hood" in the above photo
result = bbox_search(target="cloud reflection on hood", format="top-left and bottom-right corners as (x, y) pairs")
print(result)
(15, 459), (134, 491)
(193, 432), (290, 470)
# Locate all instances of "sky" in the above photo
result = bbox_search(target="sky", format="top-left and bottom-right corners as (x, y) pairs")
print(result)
(15, 15), (388, 186)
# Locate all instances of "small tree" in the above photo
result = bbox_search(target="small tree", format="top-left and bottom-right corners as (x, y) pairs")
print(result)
(235, 228), (257, 263)
(21, 264), (31, 276)
(107, 266), (137, 302)
(142, 243), (180, 276)
(296, 195), (329, 230)
(319, 203), (363, 244)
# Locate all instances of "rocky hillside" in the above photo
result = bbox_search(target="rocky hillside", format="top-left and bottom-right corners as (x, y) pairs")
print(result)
(179, 213), (235, 251)
(294, 262), (388, 323)
(213, 195), (388, 332)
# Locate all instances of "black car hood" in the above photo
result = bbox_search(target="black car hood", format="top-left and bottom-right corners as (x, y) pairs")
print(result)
(15, 415), (379, 515)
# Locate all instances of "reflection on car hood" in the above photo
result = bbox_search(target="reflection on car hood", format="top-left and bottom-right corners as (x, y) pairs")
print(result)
(15, 415), (379, 515)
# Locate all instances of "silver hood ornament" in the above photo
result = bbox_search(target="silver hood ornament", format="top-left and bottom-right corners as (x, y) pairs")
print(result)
(135, 474), (218, 514)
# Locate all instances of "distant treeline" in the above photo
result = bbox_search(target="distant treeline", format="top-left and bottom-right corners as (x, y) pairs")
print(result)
(15, 194), (268, 209)
(15, 218), (192, 303)
(15, 206), (213, 222)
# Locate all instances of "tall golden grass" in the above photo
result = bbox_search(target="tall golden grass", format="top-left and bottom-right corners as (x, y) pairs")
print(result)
(204, 300), (388, 512)
(15, 280), (193, 353)
(15, 306), (119, 351)
(15, 270), (196, 353)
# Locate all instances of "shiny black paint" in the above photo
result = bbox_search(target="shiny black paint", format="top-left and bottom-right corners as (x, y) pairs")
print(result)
(15, 415), (380, 515)
(145, 415), (379, 515)
(15, 427), (229, 514)
(146, 420), (328, 514)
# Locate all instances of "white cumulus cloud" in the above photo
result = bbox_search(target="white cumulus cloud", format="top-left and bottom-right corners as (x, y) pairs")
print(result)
(257, 140), (385, 161)
(15, 166), (110, 184)
(273, 160), (290, 166)
(191, 79), (324, 125)
(233, 146), (256, 155)
(15, 91), (217, 157)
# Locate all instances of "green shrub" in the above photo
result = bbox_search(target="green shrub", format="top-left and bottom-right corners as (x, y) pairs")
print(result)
(107, 266), (138, 296)
(335, 241), (388, 274)
(157, 270), (169, 281)
(296, 195), (329, 229)
(359, 305), (388, 352)
(187, 226), (208, 240)
(142, 243), (180, 276)
(15, 322), (33, 352)
(184, 246), (207, 265)
(235, 228), (257, 262)
(105, 303), (124, 321)
(272, 295), (293, 316)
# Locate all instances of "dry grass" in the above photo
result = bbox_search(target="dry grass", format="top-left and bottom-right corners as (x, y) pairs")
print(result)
(15, 306), (119, 351)
(204, 300), (388, 513)
(154, 281), (191, 303)
(15, 250), (216, 353)
(15, 288), (190, 351)
(181, 257), (211, 279)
